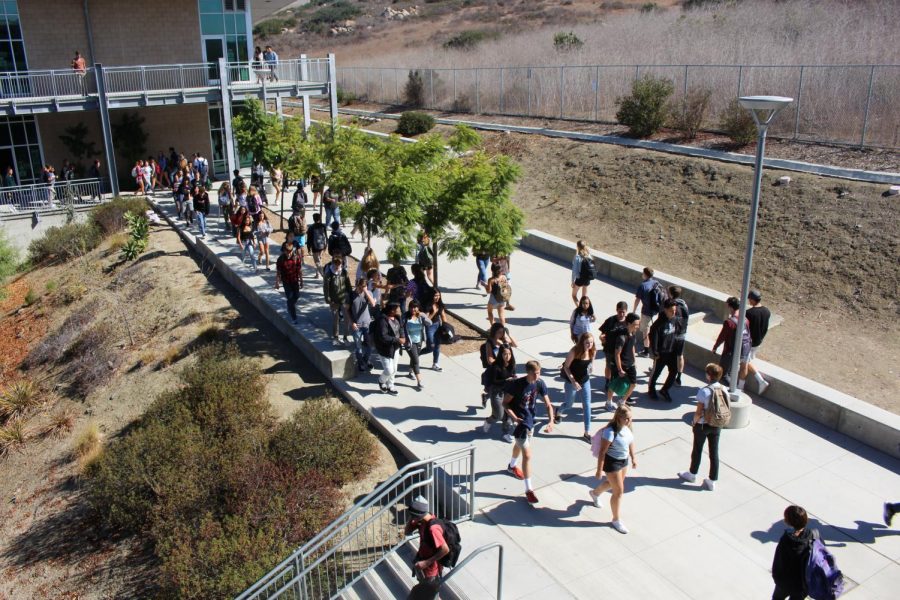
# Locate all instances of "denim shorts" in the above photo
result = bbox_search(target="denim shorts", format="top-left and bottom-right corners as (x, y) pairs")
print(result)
(603, 455), (628, 473)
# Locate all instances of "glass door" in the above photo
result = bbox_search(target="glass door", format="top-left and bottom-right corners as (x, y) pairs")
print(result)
(203, 37), (225, 83)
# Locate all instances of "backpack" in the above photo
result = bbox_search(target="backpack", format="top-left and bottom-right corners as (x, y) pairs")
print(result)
(338, 233), (352, 257)
(493, 279), (512, 303)
(387, 266), (409, 303)
(422, 518), (462, 569)
(310, 225), (327, 251)
(579, 256), (597, 281)
(437, 322), (457, 345)
(805, 537), (844, 600)
(591, 426), (617, 458)
(288, 214), (307, 235)
(703, 385), (732, 428)
(647, 280), (667, 314)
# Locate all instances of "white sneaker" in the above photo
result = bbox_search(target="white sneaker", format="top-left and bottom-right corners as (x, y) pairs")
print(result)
(501, 433), (514, 444)
(758, 380), (770, 395)
(605, 400), (615, 411)
(703, 478), (716, 491)
(589, 490), (602, 508)
(611, 520), (629, 534)
(481, 420), (491, 433)
(678, 471), (697, 483)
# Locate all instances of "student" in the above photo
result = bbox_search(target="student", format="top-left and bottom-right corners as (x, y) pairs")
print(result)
(570, 295), (595, 344)
(480, 344), (516, 440)
(287, 208), (307, 258)
(678, 363), (725, 491)
(746, 289), (771, 394)
(503, 360), (554, 504)
(326, 221), (352, 263)
(484, 263), (509, 327)
(647, 299), (684, 402)
(193, 185), (210, 239)
(588, 404), (637, 534)
(599, 301), (629, 392)
(404, 496), (449, 594)
(350, 277), (376, 372)
(669, 285), (690, 385)
(713, 296), (757, 389)
(356, 247), (379, 283)
(274, 242), (303, 324)
(632, 267), (662, 356)
(375, 303), (405, 395)
(236, 213), (257, 271)
(217, 181), (233, 221)
(424, 289), (446, 371)
(323, 253), (353, 345)
(323, 189), (340, 229)
(771, 505), (819, 600)
(306, 212), (328, 278)
(256, 211), (273, 270)
(607, 313), (640, 410)
(403, 300), (431, 391)
(571, 240), (593, 305)
(417, 231), (435, 285)
(556, 332), (598, 443)
(291, 182), (308, 212)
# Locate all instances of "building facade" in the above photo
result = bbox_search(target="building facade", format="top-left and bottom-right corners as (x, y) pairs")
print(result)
(3, 0), (255, 186)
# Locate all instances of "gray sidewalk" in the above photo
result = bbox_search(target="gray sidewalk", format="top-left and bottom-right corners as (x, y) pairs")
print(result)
(155, 194), (899, 599)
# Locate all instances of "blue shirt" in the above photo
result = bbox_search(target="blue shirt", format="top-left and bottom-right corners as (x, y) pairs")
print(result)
(635, 278), (659, 316)
(504, 376), (549, 430)
(602, 425), (633, 460)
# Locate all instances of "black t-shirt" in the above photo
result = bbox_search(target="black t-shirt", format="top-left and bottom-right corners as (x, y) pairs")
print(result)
(614, 332), (636, 367)
(599, 315), (626, 351)
(503, 376), (548, 430)
(746, 306), (771, 347)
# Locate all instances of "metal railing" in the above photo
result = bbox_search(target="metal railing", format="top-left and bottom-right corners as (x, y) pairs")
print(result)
(442, 543), (504, 600)
(339, 63), (900, 149)
(0, 67), (97, 99)
(0, 178), (106, 214)
(227, 58), (332, 86)
(104, 62), (212, 94)
(236, 445), (476, 600)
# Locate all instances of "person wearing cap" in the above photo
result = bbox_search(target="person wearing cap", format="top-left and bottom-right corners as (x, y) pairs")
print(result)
(746, 289), (771, 395)
(404, 496), (449, 592)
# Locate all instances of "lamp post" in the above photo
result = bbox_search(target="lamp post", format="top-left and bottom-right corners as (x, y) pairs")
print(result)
(728, 96), (793, 400)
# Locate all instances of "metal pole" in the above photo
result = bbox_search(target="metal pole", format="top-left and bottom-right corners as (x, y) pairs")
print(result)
(737, 65), (743, 97)
(793, 66), (804, 139)
(499, 67), (504, 113)
(860, 65), (876, 147)
(380, 69), (384, 103)
(559, 66), (564, 119)
(593, 65), (600, 121)
(327, 53), (338, 131)
(729, 123), (768, 397)
(94, 63), (119, 197)
(452, 68), (457, 109)
(218, 58), (237, 179)
(395, 68), (399, 104)
(497, 545), (504, 600)
(300, 54), (311, 134)
(683, 65), (689, 120)
(475, 68), (480, 113)
(430, 69), (435, 109)
(527, 68), (532, 116)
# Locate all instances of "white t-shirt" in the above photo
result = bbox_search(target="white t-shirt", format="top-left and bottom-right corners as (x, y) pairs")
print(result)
(696, 382), (723, 425)
(602, 425), (633, 459)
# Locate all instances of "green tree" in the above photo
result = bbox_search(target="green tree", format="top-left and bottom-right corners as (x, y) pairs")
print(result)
(58, 122), (99, 175)
(112, 112), (148, 165)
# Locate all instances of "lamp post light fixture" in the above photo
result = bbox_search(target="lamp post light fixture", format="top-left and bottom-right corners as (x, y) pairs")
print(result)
(728, 95), (793, 401)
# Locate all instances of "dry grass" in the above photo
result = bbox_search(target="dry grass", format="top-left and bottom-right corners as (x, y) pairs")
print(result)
(159, 345), (182, 368)
(0, 421), (30, 456)
(0, 380), (41, 422)
(74, 422), (103, 473)
(41, 408), (75, 439)
(106, 232), (129, 251)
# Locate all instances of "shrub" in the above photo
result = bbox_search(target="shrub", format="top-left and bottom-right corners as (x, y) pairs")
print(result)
(0, 380), (41, 422)
(27, 222), (102, 264)
(42, 408), (75, 439)
(24, 304), (96, 368)
(65, 320), (122, 397)
(0, 421), (29, 456)
(640, 2), (658, 13)
(307, 1), (361, 31)
(268, 398), (377, 486)
(396, 111), (436, 137)
(553, 31), (584, 52)
(253, 17), (296, 37)
(336, 86), (357, 106)
(451, 94), (473, 113)
(615, 74), (674, 137)
(403, 70), (426, 108)
(720, 98), (757, 145)
(23, 287), (37, 306)
(443, 30), (498, 51)
(0, 229), (17, 282)
(90, 196), (148, 236)
(669, 87), (713, 139)
(74, 422), (102, 472)
(120, 212), (150, 261)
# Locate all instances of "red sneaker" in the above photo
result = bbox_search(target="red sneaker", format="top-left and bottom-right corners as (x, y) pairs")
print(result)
(507, 465), (524, 480)
(525, 490), (539, 504)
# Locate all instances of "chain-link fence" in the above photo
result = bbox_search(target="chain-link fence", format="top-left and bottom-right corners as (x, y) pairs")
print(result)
(338, 64), (900, 149)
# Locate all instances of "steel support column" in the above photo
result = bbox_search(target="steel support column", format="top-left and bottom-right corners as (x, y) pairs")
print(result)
(94, 63), (119, 197)
(300, 54), (311, 133)
(218, 58), (237, 179)
(327, 53), (338, 131)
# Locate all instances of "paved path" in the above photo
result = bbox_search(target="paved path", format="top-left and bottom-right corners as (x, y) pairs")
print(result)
(154, 194), (899, 599)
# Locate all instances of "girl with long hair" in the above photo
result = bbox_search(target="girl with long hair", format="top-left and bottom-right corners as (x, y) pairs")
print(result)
(588, 404), (638, 534)
(556, 332), (598, 442)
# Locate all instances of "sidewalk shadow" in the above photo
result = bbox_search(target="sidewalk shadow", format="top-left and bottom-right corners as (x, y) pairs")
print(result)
(480, 497), (600, 528)
(751, 517), (900, 548)
(403, 424), (481, 445)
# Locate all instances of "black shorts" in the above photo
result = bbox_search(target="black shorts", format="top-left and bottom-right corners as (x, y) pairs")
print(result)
(574, 276), (591, 287)
(603, 455), (628, 473)
(618, 364), (637, 384)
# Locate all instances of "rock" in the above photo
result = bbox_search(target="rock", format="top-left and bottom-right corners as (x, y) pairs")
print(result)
(778, 176), (791, 186)
(564, 160), (576, 168)
(887, 185), (900, 196)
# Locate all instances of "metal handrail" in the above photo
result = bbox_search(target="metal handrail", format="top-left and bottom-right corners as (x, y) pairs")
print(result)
(236, 445), (476, 600)
(0, 177), (107, 214)
(441, 543), (504, 600)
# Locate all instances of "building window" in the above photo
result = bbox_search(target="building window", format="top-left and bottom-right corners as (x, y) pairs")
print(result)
(0, 115), (43, 185)
(0, 0), (25, 73)
(199, 0), (250, 65)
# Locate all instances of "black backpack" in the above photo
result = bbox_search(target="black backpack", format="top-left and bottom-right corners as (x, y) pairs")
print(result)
(387, 266), (409, 303)
(422, 518), (462, 569)
(580, 256), (597, 281)
(647, 280), (668, 314)
(310, 225), (327, 251)
(339, 233), (352, 257)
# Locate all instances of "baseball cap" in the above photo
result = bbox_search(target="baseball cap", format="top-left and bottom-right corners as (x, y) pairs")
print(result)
(408, 496), (429, 519)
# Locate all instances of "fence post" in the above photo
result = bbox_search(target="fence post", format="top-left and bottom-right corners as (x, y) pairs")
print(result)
(452, 69), (457, 109)
(860, 65), (876, 148)
(527, 68), (532, 116)
(395, 68), (399, 104)
(635, 65), (640, 80)
(380, 69), (384, 104)
(793, 66), (804, 139)
(593, 66), (600, 121)
(475, 68), (480, 114)
(499, 68), (504, 113)
(430, 69), (435, 109)
(737, 65), (743, 97)
(559, 66), (565, 119)
(683, 65), (689, 120)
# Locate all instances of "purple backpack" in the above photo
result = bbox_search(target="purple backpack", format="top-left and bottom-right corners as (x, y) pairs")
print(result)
(805, 538), (844, 600)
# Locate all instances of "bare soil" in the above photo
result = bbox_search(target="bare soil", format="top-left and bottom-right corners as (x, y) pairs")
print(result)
(0, 224), (401, 599)
(320, 109), (900, 412)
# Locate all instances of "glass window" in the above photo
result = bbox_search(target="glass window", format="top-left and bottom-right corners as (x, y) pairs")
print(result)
(236, 0), (246, 11)
(208, 106), (222, 129)
(199, 0), (221, 14)
(200, 13), (224, 35)
(0, 41), (13, 72)
(6, 13), (19, 39)
(225, 14), (236, 34)
(0, 122), (10, 146)
(224, 0), (234, 10)
(24, 118), (36, 144)
(235, 14), (246, 34)
(10, 120), (24, 145)
(236, 36), (248, 61)
(11, 39), (23, 70)
(4, 2), (17, 17)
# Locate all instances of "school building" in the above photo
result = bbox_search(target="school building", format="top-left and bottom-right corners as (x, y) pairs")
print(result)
(0, 0), (333, 197)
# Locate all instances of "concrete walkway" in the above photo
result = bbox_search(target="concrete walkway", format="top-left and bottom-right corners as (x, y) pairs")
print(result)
(153, 194), (899, 599)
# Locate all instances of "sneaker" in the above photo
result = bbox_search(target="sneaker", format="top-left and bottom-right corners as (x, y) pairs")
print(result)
(581, 433), (592, 444)
(525, 490), (538, 504)
(703, 478), (716, 491)
(343, 336), (352, 345)
(432, 364), (442, 372)
(415, 383), (422, 392)
(589, 489), (602, 508)
(386, 388), (399, 396)
(333, 336), (344, 346)
(625, 397), (638, 406)
(637, 350), (650, 358)
(884, 503), (895, 527)
(758, 380), (770, 395)
(553, 411), (564, 424)
(677, 471), (697, 483)
(506, 304), (516, 311)
(379, 382), (387, 392)
(481, 420), (491, 433)
(647, 390), (659, 401)
(481, 392), (488, 408)
(675, 373), (682, 386)
(660, 389), (673, 403)
(407, 371), (415, 380)
(507, 464), (524, 480)
(502, 433), (514, 444)
(611, 520), (629, 534)
(605, 400), (616, 411)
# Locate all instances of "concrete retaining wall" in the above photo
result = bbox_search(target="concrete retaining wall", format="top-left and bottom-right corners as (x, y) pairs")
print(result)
(0, 207), (92, 255)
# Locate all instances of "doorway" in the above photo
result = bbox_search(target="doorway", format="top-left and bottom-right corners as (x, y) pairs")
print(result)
(203, 37), (225, 83)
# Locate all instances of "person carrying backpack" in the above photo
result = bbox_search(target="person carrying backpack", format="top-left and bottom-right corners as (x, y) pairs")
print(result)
(771, 505), (821, 600)
(287, 208), (307, 257)
(632, 267), (665, 357)
(571, 240), (595, 305)
(306, 212), (328, 278)
(404, 496), (460, 595)
(599, 301), (629, 394)
(678, 363), (728, 492)
(327, 221), (352, 262)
